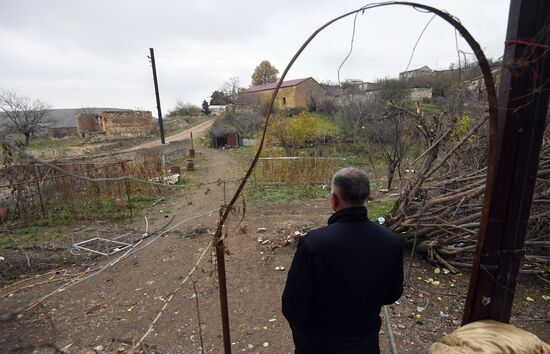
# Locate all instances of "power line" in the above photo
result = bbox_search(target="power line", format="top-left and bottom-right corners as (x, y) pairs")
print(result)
(337, 11), (361, 84)
(13, 57), (144, 89)
(404, 14), (437, 73)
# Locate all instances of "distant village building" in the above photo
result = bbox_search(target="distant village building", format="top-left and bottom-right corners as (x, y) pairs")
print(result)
(76, 110), (153, 137)
(399, 65), (433, 81)
(48, 126), (77, 138)
(360, 82), (380, 92)
(239, 77), (324, 109)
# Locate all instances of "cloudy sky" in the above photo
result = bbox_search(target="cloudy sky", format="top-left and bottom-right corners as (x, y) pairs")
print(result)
(1, 0), (510, 114)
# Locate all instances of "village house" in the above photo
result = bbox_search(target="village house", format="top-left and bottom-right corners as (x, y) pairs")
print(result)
(239, 77), (324, 109)
(399, 65), (433, 81)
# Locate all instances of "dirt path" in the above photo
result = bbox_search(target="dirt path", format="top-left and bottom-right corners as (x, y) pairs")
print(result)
(122, 119), (214, 152)
(0, 144), (251, 353)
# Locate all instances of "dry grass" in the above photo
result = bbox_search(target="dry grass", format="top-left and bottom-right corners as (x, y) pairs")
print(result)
(253, 157), (343, 185)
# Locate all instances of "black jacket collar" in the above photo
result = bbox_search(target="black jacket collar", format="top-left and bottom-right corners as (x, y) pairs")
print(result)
(328, 206), (369, 224)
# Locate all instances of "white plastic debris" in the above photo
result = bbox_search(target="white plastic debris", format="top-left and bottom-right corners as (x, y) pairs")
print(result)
(257, 227), (267, 233)
(0, 256), (5, 261)
(263, 342), (269, 347)
(377, 216), (385, 225)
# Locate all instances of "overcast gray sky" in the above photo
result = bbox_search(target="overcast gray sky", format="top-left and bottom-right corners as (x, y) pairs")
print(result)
(0, 0), (510, 114)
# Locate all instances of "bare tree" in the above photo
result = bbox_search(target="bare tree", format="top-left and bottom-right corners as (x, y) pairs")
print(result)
(365, 79), (414, 190)
(222, 77), (241, 104)
(335, 96), (370, 144)
(0, 90), (51, 146)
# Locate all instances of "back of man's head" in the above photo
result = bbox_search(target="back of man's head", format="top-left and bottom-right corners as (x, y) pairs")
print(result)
(331, 167), (370, 206)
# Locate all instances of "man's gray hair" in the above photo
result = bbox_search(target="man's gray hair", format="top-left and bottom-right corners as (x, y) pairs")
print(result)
(331, 167), (370, 205)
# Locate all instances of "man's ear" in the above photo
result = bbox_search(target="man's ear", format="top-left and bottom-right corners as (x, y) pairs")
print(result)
(330, 192), (339, 211)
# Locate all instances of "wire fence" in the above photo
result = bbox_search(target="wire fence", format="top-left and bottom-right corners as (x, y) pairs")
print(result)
(1, 151), (166, 224)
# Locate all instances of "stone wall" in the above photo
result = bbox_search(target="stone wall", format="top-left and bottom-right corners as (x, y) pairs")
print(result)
(100, 111), (153, 137)
(410, 87), (433, 101)
(76, 113), (101, 136)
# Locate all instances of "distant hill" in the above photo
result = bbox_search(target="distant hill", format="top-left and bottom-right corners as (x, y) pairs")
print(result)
(0, 108), (129, 130)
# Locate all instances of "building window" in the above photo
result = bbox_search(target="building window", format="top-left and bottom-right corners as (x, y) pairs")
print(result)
(282, 97), (287, 105)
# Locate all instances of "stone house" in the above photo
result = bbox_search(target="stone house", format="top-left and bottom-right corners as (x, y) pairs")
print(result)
(239, 77), (324, 109)
(399, 65), (433, 81)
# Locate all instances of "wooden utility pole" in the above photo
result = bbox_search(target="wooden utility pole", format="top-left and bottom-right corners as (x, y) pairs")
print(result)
(148, 48), (166, 145)
(463, 0), (550, 324)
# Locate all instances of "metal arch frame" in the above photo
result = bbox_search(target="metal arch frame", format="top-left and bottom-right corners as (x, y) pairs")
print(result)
(213, 3), (499, 353)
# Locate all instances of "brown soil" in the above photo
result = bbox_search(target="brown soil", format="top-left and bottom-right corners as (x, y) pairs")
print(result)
(1, 144), (548, 353)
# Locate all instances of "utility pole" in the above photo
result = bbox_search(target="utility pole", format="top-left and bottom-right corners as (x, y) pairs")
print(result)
(148, 48), (166, 145)
(463, 0), (550, 324)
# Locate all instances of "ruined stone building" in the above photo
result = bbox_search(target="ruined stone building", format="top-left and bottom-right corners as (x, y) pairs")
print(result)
(76, 110), (153, 137)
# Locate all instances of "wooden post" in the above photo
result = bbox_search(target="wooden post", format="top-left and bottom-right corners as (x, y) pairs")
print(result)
(149, 48), (165, 145)
(124, 178), (133, 219)
(34, 165), (47, 219)
(215, 236), (231, 353)
(189, 131), (196, 158)
(463, 0), (550, 324)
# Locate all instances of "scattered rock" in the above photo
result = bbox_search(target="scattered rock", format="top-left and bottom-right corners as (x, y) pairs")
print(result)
(94, 345), (104, 352)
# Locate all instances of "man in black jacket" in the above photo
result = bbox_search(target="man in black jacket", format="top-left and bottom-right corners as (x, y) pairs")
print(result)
(282, 167), (403, 354)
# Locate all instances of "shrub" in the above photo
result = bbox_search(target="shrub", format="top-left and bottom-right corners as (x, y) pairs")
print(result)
(167, 100), (201, 117)
(317, 97), (338, 116)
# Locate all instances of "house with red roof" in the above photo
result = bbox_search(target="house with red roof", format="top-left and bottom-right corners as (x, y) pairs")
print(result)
(239, 77), (324, 110)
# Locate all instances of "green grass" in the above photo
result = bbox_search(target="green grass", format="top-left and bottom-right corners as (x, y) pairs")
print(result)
(310, 112), (338, 137)
(368, 199), (396, 219)
(2, 194), (159, 249)
(419, 102), (440, 113)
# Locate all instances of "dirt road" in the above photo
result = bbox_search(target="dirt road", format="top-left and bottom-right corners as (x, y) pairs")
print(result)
(122, 118), (214, 152)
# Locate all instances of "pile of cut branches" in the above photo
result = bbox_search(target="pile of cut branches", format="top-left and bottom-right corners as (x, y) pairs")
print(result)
(387, 113), (549, 273)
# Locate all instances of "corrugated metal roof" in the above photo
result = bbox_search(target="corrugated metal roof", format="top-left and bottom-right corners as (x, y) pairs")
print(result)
(244, 78), (311, 93)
